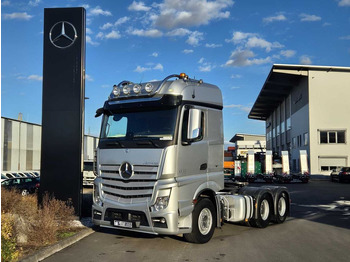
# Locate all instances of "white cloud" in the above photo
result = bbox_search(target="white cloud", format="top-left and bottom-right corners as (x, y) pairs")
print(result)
(89, 6), (112, 16)
(2, 1), (10, 6)
(153, 63), (164, 71)
(3, 12), (33, 20)
(85, 74), (94, 81)
(18, 74), (42, 81)
(263, 14), (286, 23)
(198, 57), (215, 72)
(224, 48), (272, 67)
(182, 49), (194, 54)
(231, 74), (242, 79)
(115, 16), (130, 26)
(134, 63), (164, 73)
(29, 0), (40, 6)
(340, 35), (350, 40)
(280, 50), (296, 58)
(134, 65), (150, 73)
(230, 86), (241, 90)
(224, 104), (252, 113)
(128, 1), (151, 12)
(154, 0), (234, 29)
(226, 31), (256, 44)
(300, 13), (321, 22)
(246, 36), (283, 52)
(339, 0), (350, 6)
(105, 30), (121, 39)
(151, 52), (159, 57)
(129, 28), (163, 37)
(226, 31), (283, 52)
(166, 28), (191, 37)
(300, 55), (312, 65)
(100, 23), (113, 30)
(86, 28), (93, 34)
(186, 31), (203, 46)
(86, 36), (99, 46)
(96, 32), (104, 39)
(205, 43), (222, 48)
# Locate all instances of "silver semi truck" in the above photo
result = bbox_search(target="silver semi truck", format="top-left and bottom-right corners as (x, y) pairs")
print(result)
(92, 73), (290, 243)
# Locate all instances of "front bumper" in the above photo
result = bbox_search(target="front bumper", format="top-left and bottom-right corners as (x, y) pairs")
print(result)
(92, 200), (182, 235)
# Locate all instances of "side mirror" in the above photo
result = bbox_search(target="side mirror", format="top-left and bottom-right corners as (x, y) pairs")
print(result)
(95, 108), (104, 118)
(187, 109), (202, 140)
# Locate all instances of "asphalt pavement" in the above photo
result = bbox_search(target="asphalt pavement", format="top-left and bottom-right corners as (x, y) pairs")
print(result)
(43, 180), (350, 262)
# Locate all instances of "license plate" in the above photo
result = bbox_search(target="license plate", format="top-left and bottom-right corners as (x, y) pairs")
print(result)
(113, 220), (132, 228)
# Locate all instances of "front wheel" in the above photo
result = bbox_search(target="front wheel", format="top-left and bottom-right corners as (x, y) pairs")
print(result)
(184, 198), (216, 244)
(250, 193), (273, 228)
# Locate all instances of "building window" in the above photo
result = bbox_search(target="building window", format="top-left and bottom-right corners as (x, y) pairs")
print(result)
(297, 135), (302, 147)
(286, 118), (291, 130)
(281, 121), (285, 133)
(319, 130), (346, 144)
(304, 132), (308, 146)
(292, 137), (296, 148)
(321, 166), (341, 172)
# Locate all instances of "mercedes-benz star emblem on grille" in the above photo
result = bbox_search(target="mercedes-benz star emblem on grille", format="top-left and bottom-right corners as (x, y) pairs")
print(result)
(120, 162), (133, 179)
(49, 21), (77, 49)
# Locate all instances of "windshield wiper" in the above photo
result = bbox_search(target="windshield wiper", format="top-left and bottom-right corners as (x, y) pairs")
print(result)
(133, 137), (160, 148)
(106, 140), (125, 148)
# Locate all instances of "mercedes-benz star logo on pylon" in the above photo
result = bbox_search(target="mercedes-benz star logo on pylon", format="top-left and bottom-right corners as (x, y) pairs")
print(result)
(49, 21), (77, 49)
(120, 162), (133, 179)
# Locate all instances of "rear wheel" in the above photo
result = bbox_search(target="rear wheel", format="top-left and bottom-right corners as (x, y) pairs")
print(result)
(275, 192), (288, 224)
(184, 198), (216, 244)
(250, 193), (273, 228)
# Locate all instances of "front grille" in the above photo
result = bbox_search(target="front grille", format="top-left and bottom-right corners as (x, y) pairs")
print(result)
(100, 164), (158, 203)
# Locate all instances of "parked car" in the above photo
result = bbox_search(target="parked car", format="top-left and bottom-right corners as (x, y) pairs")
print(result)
(331, 167), (350, 183)
(1, 177), (40, 196)
(1, 173), (8, 182)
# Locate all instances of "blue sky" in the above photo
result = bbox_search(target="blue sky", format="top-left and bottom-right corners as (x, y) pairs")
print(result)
(1, 0), (350, 142)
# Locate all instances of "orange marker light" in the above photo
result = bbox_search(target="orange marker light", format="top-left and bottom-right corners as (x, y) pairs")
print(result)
(179, 73), (187, 79)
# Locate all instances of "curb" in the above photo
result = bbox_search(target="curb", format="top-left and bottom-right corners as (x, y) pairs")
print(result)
(20, 227), (94, 262)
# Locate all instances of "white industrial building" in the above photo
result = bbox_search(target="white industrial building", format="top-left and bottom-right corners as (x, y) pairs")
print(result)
(1, 117), (98, 172)
(229, 133), (266, 158)
(249, 64), (350, 175)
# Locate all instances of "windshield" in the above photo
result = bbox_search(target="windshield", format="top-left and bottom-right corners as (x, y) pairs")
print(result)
(101, 108), (178, 141)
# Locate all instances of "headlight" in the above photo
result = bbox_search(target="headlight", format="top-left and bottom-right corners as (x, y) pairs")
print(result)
(94, 184), (103, 206)
(152, 188), (171, 212)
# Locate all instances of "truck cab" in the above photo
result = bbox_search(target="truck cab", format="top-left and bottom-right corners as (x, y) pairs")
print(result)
(92, 73), (289, 243)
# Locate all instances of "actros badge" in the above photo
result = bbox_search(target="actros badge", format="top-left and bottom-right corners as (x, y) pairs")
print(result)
(120, 162), (133, 179)
(49, 21), (77, 49)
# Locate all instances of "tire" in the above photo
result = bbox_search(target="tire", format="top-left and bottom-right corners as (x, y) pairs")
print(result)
(184, 198), (216, 244)
(275, 192), (288, 224)
(21, 189), (29, 196)
(250, 193), (273, 228)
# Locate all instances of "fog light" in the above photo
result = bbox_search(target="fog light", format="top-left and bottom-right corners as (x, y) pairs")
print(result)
(133, 84), (141, 94)
(123, 86), (131, 95)
(145, 83), (153, 93)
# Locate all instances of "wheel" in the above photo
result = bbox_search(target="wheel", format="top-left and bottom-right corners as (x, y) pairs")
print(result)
(250, 193), (273, 228)
(21, 189), (29, 196)
(275, 192), (288, 224)
(330, 176), (334, 182)
(184, 198), (216, 244)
